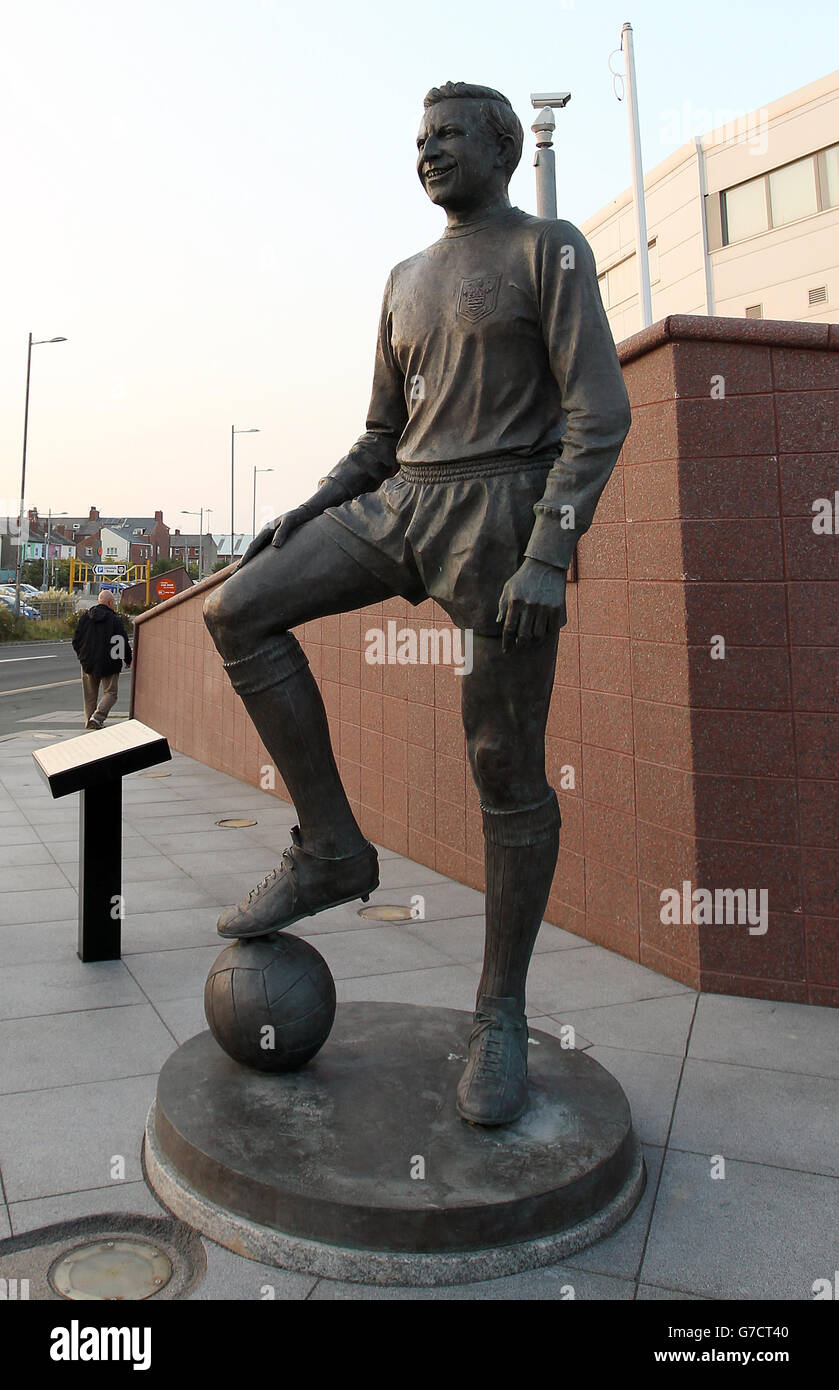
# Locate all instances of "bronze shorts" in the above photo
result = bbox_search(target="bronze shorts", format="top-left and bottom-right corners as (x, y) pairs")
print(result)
(320, 452), (555, 635)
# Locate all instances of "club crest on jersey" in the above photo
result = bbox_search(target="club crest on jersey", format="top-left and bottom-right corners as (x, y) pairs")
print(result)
(457, 274), (501, 322)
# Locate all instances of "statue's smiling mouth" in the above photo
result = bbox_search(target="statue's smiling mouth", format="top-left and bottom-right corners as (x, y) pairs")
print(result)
(424, 164), (455, 182)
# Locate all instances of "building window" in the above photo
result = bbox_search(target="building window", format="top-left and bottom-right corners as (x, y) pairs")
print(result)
(724, 177), (769, 242)
(722, 141), (839, 245)
(822, 143), (839, 207)
(598, 239), (660, 310)
(768, 156), (818, 227)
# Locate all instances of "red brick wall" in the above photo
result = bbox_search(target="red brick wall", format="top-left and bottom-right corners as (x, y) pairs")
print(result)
(132, 315), (839, 1005)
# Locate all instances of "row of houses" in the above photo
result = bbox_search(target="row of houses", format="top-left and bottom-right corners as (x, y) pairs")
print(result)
(0, 506), (255, 582)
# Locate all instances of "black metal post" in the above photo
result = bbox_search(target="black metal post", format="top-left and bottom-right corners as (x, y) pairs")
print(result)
(77, 777), (123, 961)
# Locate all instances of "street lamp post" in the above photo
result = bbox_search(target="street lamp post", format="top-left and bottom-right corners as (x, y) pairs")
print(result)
(252, 467), (274, 538)
(182, 507), (212, 579)
(529, 92), (571, 219)
(41, 509), (68, 590)
(14, 333), (67, 617)
(231, 426), (259, 569)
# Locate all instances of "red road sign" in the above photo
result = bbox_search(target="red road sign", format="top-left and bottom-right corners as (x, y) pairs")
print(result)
(155, 577), (178, 600)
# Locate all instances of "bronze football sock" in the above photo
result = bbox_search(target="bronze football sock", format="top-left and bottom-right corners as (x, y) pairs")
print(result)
(477, 791), (561, 1014)
(222, 633), (366, 859)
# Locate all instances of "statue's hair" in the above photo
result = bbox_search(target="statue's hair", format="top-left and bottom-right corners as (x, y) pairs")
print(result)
(423, 82), (523, 180)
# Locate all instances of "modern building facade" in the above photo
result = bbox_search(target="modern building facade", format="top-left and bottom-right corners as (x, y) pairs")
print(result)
(584, 70), (839, 340)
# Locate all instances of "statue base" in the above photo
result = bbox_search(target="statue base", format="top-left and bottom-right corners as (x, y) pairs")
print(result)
(143, 1002), (645, 1287)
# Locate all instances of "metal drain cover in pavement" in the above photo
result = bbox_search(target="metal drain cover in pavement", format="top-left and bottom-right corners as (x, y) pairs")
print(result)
(359, 903), (415, 921)
(50, 1238), (173, 1301)
(0, 1213), (206, 1301)
(216, 817), (258, 828)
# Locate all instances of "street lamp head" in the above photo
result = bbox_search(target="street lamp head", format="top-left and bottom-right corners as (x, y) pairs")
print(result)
(50, 337), (68, 343)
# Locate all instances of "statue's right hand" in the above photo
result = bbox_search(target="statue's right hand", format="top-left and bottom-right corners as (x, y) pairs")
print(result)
(236, 506), (312, 570)
(235, 521), (280, 571)
(270, 505), (312, 553)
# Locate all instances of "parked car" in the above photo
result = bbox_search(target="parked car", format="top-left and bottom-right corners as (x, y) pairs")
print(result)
(0, 582), (39, 600)
(0, 593), (40, 620)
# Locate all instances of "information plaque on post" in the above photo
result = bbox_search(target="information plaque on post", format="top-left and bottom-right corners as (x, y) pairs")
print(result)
(32, 720), (171, 962)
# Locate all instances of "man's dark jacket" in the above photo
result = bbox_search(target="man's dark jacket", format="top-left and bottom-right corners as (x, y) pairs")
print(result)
(72, 605), (132, 677)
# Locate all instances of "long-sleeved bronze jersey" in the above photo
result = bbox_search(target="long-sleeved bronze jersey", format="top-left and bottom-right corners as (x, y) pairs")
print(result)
(326, 207), (630, 571)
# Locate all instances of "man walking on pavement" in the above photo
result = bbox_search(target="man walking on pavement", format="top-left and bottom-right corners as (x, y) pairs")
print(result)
(72, 589), (132, 729)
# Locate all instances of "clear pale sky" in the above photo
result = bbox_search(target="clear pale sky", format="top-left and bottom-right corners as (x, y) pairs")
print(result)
(1, 0), (836, 536)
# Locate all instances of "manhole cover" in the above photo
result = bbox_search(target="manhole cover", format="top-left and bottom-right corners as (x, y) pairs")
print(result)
(49, 1238), (173, 1301)
(0, 1213), (206, 1301)
(140, 770), (171, 778)
(358, 903), (414, 921)
(216, 817), (258, 828)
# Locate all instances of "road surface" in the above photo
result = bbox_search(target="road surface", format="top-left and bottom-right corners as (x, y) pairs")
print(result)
(0, 640), (132, 737)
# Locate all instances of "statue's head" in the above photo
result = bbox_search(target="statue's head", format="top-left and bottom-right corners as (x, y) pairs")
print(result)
(417, 82), (523, 213)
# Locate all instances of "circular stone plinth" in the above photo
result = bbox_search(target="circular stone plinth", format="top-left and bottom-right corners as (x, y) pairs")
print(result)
(144, 1003), (645, 1286)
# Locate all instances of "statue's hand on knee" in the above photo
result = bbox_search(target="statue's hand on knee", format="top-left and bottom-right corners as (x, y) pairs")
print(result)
(236, 508), (308, 570)
(238, 476), (351, 571)
(497, 557), (567, 653)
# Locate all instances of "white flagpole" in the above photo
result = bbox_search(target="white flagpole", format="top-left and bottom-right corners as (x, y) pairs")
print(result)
(621, 22), (653, 327)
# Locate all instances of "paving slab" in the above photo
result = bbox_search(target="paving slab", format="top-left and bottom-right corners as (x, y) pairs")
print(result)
(3, 864), (72, 892)
(120, 876), (221, 913)
(0, 842), (55, 867)
(564, 1145), (663, 1280)
(671, 1058), (839, 1177)
(0, 824), (41, 846)
(0, 886), (78, 925)
(297, 923), (456, 979)
(336, 963), (482, 1010)
(641, 1150), (839, 1300)
(404, 915), (583, 965)
(120, 908), (222, 954)
(49, 831), (157, 865)
(525, 944), (694, 1014)
(166, 847), (279, 878)
(0, 1075), (158, 1202)
(119, 857), (186, 884)
(154, 997), (207, 1046)
(132, 830), (252, 857)
(412, 881), (489, 921)
(124, 945), (226, 1003)
(690, 994), (839, 1079)
(557, 993), (698, 1058)
(187, 1241), (317, 1301)
(0, 921), (80, 968)
(376, 858), (449, 890)
(0, 1004), (174, 1094)
(523, 1013), (593, 1050)
(585, 1046), (684, 1147)
(9, 1180), (164, 1235)
(0, 959), (145, 1021)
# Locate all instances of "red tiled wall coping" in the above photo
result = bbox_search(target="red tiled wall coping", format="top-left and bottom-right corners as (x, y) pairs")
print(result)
(132, 315), (839, 1007)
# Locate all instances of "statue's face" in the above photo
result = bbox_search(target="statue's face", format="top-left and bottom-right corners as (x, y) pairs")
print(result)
(416, 98), (504, 211)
